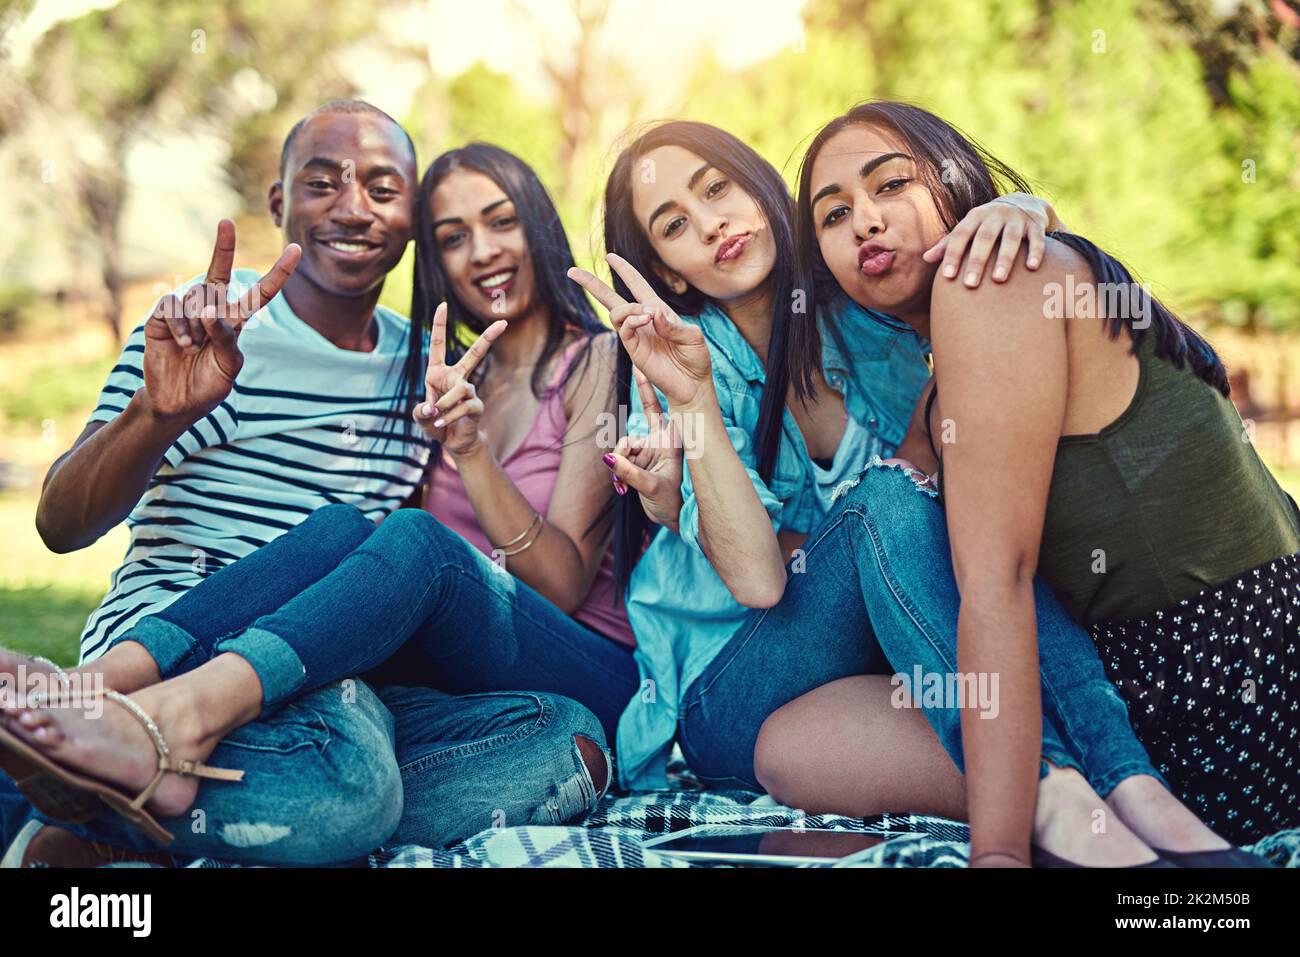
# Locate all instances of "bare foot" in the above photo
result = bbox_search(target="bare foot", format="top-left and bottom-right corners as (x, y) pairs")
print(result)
(1034, 766), (1160, 866)
(2, 684), (212, 819)
(1106, 775), (1231, 853)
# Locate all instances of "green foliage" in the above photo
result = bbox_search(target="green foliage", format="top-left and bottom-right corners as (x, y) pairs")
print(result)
(0, 355), (114, 427)
(675, 0), (1300, 330)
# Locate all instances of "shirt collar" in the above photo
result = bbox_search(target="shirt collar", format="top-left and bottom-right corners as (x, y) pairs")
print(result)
(684, 302), (768, 384)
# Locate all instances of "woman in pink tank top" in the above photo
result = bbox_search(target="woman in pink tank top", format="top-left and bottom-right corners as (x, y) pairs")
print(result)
(415, 145), (638, 647)
(347, 143), (686, 771)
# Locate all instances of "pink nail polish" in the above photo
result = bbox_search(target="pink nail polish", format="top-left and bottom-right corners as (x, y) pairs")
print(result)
(430, 407), (440, 419)
(614, 481), (627, 496)
(602, 453), (617, 467)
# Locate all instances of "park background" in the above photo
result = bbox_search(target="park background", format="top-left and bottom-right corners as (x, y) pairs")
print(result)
(1, 0), (1298, 660)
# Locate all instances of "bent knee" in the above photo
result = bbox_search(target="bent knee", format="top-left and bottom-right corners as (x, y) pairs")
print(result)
(533, 694), (609, 822)
(753, 705), (804, 805)
(297, 683), (402, 860)
(308, 503), (375, 542)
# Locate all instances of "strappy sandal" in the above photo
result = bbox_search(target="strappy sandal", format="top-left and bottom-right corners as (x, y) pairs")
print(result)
(0, 656), (104, 822)
(0, 687), (244, 846)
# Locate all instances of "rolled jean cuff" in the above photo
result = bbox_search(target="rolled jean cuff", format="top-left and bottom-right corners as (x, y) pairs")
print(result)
(1084, 758), (1168, 799)
(212, 627), (308, 714)
(1039, 744), (1086, 781)
(110, 617), (205, 678)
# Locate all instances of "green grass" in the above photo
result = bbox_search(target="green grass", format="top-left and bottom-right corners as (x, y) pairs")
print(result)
(0, 491), (126, 664)
(0, 585), (102, 666)
(0, 354), (115, 427)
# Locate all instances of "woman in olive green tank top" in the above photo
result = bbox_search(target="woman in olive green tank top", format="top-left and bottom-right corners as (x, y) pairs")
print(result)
(786, 100), (1297, 865)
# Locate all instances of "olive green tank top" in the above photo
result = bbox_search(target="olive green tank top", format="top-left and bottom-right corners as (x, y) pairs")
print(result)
(930, 334), (1300, 625)
(1040, 334), (1300, 624)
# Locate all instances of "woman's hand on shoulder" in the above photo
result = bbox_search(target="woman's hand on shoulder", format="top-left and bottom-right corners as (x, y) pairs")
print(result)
(923, 192), (1064, 289)
(930, 232), (1087, 330)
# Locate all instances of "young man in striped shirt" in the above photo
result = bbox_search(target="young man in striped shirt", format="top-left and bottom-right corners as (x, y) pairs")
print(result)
(1, 101), (608, 867)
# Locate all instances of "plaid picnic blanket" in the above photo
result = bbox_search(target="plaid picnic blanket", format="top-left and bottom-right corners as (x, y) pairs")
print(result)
(366, 789), (974, 869)
(175, 759), (1300, 868)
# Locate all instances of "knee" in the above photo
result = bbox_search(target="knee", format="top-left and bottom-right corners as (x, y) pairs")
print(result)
(297, 684), (403, 862)
(379, 508), (454, 556)
(539, 694), (610, 818)
(858, 458), (937, 503)
(574, 735), (609, 798)
(311, 503), (375, 541)
(753, 706), (802, 805)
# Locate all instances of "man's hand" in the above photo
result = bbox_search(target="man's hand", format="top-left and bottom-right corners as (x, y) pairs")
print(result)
(142, 219), (300, 423)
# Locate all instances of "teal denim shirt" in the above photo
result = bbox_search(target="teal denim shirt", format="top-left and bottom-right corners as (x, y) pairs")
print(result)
(615, 294), (932, 789)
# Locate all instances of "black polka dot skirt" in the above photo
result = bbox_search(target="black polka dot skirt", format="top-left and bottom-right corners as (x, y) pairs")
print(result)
(1090, 553), (1299, 845)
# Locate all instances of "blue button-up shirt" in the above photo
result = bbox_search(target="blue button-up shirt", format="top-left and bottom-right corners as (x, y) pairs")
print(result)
(615, 295), (932, 789)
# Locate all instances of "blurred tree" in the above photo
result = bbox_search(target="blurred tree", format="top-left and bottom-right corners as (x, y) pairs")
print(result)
(676, 0), (1300, 331)
(11, 0), (388, 336)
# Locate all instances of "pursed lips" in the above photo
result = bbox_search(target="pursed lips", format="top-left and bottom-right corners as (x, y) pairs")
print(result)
(715, 232), (751, 264)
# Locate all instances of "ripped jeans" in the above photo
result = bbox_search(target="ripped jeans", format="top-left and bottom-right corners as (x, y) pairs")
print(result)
(17, 504), (610, 865)
(678, 459), (1165, 796)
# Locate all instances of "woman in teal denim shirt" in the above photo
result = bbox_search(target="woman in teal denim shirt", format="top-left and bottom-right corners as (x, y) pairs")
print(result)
(612, 297), (929, 791)
(572, 120), (1057, 799)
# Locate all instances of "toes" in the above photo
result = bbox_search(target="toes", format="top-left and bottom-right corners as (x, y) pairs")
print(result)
(32, 724), (63, 745)
(17, 707), (54, 729)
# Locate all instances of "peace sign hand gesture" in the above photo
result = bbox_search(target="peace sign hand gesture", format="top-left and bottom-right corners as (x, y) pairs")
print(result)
(143, 219), (300, 424)
(567, 254), (714, 410)
(413, 302), (508, 456)
(603, 367), (685, 532)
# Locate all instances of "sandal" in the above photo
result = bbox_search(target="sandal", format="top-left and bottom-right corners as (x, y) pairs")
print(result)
(0, 656), (103, 822)
(0, 688), (244, 846)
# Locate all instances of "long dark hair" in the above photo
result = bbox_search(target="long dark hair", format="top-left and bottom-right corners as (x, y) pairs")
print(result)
(794, 100), (1229, 396)
(409, 143), (610, 466)
(602, 120), (818, 589)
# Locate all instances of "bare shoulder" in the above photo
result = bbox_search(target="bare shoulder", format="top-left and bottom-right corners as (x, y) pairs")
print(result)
(931, 237), (1090, 339)
(562, 329), (619, 412)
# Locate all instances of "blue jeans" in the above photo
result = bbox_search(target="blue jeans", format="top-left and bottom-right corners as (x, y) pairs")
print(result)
(35, 681), (605, 864)
(679, 461), (1165, 796)
(211, 507), (641, 748)
(7, 505), (608, 864)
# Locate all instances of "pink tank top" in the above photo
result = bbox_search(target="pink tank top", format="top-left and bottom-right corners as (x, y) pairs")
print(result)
(423, 339), (635, 647)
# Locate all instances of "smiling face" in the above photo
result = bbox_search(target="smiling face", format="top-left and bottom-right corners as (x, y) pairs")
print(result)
(272, 111), (417, 298)
(629, 144), (776, 303)
(430, 168), (537, 326)
(809, 123), (949, 328)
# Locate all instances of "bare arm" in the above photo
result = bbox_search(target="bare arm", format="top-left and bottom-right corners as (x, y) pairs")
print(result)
(676, 385), (787, 607)
(37, 402), (197, 553)
(451, 334), (620, 613)
(930, 241), (1071, 866)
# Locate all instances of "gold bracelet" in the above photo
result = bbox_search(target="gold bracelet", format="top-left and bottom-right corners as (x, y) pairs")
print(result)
(494, 511), (542, 552)
(498, 514), (544, 557)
